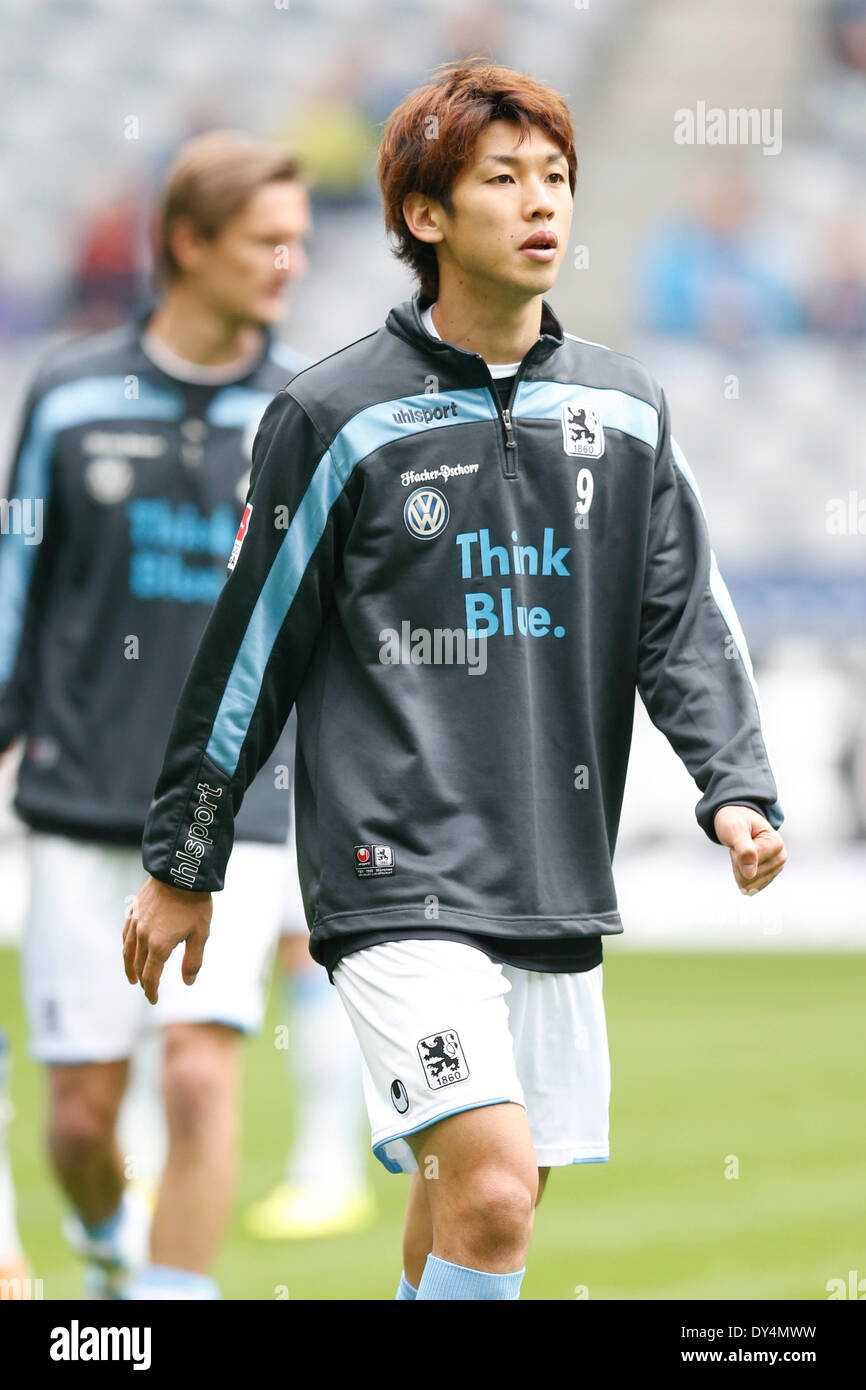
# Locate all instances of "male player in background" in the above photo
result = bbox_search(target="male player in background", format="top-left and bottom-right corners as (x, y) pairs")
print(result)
(244, 818), (373, 1239)
(0, 130), (364, 1298)
(125, 63), (787, 1300)
(0, 1029), (31, 1295)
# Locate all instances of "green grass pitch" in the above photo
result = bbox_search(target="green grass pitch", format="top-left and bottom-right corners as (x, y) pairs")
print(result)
(1, 948), (863, 1300)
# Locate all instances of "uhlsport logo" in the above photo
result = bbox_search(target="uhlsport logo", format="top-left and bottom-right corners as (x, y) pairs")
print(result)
(390, 1079), (410, 1114)
(561, 402), (604, 458)
(417, 1030), (469, 1090)
(404, 486), (449, 539)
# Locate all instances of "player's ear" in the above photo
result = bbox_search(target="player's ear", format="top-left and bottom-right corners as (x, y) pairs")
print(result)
(402, 193), (446, 246)
(168, 216), (206, 277)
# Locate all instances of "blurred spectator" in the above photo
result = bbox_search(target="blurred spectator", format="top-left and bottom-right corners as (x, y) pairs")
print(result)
(65, 183), (149, 332)
(636, 167), (801, 344)
(808, 0), (866, 159)
(830, 0), (866, 71)
(801, 210), (866, 341)
(0, 256), (48, 338)
(277, 55), (378, 213)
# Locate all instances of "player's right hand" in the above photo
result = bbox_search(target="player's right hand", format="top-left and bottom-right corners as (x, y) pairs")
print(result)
(123, 876), (213, 1005)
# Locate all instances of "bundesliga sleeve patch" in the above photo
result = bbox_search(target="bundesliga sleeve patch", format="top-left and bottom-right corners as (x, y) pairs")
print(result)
(227, 503), (253, 573)
(354, 844), (395, 876)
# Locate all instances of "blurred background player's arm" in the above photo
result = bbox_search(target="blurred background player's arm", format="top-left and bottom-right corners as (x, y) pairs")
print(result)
(635, 388), (786, 887)
(0, 377), (59, 759)
(125, 387), (356, 1002)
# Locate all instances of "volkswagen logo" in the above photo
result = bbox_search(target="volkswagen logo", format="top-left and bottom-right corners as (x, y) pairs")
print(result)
(403, 486), (449, 539)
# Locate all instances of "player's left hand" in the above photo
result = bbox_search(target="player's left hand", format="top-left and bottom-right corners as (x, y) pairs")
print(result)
(713, 805), (787, 895)
(123, 875), (213, 1005)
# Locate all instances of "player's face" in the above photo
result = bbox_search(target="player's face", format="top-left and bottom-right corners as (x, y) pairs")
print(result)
(436, 120), (573, 301)
(193, 179), (311, 326)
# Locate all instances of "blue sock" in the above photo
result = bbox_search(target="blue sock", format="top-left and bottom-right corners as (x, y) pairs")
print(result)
(123, 1264), (221, 1300)
(416, 1254), (525, 1301)
(395, 1270), (417, 1300)
(83, 1201), (125, 1242)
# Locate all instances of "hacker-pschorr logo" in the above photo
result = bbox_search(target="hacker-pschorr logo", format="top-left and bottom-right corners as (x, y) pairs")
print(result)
(417, 1030), (469, 1090)
(561, 401), (604, 458)
(404, 486), (449, 539)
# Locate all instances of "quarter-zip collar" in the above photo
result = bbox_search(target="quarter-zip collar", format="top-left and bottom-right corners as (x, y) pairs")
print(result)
(386, 289), (564, 380)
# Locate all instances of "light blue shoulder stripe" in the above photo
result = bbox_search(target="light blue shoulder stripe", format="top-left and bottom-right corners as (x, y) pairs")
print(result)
(204, 442), (351, 772)
(205, 388), (277, 429)
(204, 388), (497, 773)
(514, 380), (659, 451)
(332, 387), (497, 468)
(670, 437), (708, 509)
(0, 376), (184, 683)
(671, 437), (784, 830)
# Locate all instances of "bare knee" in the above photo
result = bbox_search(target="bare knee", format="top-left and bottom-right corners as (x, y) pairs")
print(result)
(278, 934), (313, 973)
(447, 1166), (536, 1265)
(49, 1099), (114, 1159)
(161, 1027), (238, 1143)
(47, 1066), (124, 1159)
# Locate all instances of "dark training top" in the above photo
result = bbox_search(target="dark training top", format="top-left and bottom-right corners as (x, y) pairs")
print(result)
(140, 292), (783, 976)
(0, 314), (307, 845)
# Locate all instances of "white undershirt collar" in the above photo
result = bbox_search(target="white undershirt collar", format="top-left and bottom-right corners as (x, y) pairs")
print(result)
(421, 302), (525, 379)
(141, 327), (264, 385)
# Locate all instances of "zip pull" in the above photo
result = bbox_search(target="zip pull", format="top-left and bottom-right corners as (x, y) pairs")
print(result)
(501, 408), (517, 450)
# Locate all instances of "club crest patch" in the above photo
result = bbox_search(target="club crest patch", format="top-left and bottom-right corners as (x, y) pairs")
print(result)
(561, 401), (604, 458)
(417, 1030), (469, 1090)
(354, 844), (395, 876)
(85, 457), (135, 505)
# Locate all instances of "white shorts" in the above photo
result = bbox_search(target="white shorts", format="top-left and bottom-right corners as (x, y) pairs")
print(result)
(332, 938), (611, 1173)
(23, 832), (287, 1064)
(277, 817), (308, 939)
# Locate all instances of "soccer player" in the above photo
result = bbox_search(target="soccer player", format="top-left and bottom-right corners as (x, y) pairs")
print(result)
(124, 63), (788, 1301)
(0, 131), (313, 1299)
(0, 1029), (31, 1297)
(243, 819), (374, 1239)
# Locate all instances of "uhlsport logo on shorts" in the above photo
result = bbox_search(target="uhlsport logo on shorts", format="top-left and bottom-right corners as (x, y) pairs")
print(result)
(417, 1030), (469, 1090)
(561, 402), (604, 458)
(390, 1079), (410, 1114)
(404, 486), (449, 539)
